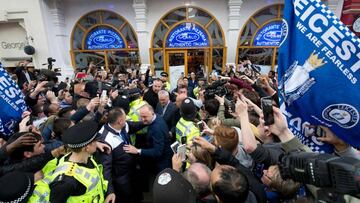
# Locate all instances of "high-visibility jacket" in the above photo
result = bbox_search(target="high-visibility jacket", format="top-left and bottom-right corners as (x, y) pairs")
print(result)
(193, 86), (200, 98)
(28, 153), (108, 203)
(164, 81), (171, 92)
(175, 118), (200, 144)
(127, 98), (148, 144)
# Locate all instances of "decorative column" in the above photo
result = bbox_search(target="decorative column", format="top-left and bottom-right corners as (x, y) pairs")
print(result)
(48, 0), (71, 73)
(133, 0), (150, 72)
(227, 0), (243, 67)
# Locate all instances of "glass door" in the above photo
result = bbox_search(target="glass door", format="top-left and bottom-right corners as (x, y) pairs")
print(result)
(166, 50), (187, 90)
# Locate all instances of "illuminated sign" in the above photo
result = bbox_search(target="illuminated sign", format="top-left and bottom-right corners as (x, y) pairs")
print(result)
(253, 20), (288, 46)
(166, 23), (209, 48)
(85, 27), (125, 50)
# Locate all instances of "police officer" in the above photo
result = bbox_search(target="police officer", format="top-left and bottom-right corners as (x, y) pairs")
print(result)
(127, 88), (148, 145)
(160, 72), (171, 92)
(192, 77), (206, 98)
(175, 98), (200, 145)
(29, 121), (109, 203)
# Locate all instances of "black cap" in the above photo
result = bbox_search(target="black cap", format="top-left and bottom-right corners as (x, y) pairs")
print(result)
(62, 121), (98, 148)
(128, 88), (141, 96)
(153, 168), (196, 203)
(180, 98), (197, 120)
(0, 172), (34, 203)
(160, 72), (168, 77)
(113, 95), (130, 114)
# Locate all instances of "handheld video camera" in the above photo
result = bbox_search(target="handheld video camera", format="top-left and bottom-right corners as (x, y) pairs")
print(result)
(204, 79), (229, 100)
(279, 151), (360, 201)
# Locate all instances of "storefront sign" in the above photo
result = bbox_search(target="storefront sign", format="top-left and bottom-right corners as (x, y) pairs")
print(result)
(166, 23), (209, 48)
(1, 41), (26, 50)
(85, 27), (125, 50)
(253, 20), (287, 46)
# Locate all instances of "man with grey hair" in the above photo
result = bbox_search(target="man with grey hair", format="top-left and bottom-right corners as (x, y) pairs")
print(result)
(124, 104), (172, 172)
(155, 90), (178, 140)
(183, 163), (215, 202)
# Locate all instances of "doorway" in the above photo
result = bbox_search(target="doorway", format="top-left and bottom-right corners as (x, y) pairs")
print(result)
(166, 49), (210, 89)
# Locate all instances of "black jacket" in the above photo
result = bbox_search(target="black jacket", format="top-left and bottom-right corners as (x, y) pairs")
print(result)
(14, 66), (36, 88)
(143, 88), (159, 110)
(0, 148), (54, 176)
(213, 148), (267, 203)
(98, 122), (145, 202)
(155, 101), (178, 136)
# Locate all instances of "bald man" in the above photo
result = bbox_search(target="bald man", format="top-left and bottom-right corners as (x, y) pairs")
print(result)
(183, 163), (214, 202)
(124, 104), (172, 172)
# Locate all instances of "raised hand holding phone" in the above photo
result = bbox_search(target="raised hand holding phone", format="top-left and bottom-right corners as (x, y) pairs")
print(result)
(260, 96), (274, 126)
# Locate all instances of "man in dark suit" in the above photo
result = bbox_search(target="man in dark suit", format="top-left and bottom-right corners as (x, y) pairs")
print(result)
(155, 90), (178, 140)
(124, 104), (172, 173)
(98, 107), (146, 203)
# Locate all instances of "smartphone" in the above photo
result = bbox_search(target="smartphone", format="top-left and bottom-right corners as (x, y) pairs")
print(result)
(181, 136), (187, 145)
(230, 101), (236, 112)
(197, 121), (204, 132)
(100, 90), (107, 101)
(177, 144), (187, 162)
(315, 126), (325, 137)
(202, 134), (214, 143)
(261, 97), (274, 126)
(170, 141), (180, 153)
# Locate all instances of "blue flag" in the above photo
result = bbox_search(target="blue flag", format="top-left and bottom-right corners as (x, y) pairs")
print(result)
(278, 0), (360, 152)
(0, 63), (28, 138)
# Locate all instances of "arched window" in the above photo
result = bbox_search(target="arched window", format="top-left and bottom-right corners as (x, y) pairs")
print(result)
(237, 4), (284, 71)
(151, 6), (226, 77)
(70, 10), (140, 72)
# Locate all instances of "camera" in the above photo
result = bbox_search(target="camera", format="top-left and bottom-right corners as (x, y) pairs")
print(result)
(279, 151), (360, 200)
(47, 57), (56, 70)
(36, 69), (58, 89)
(204, 79), (229, 99)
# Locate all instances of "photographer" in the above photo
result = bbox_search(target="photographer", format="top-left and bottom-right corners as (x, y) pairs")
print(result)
(14, 59), (36, 89)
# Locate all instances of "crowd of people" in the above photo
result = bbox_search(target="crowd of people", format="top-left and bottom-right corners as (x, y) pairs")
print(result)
(0, 57), (359, 203)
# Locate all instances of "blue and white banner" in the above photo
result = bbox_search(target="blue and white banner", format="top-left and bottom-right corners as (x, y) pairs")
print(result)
(278, 0), (360, 152)
(0, 64), (27, 138)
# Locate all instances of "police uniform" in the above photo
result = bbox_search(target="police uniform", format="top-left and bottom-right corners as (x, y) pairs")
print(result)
(160, 72), (171, 92)
(29, 121), (108, 203)
(126, 88), (148, 145)
(175, 98), (200, 144)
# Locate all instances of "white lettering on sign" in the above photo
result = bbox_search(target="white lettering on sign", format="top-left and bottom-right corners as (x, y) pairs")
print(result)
(293, 0), (360, 84)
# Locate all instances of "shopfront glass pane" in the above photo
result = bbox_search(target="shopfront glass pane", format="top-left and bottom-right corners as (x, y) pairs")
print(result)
(212, 49), (223, 71)
(238, 48), (274, 66)
(153, 23), (168, 48)
(121, 24), (138, 48)
(188, 7), (212, 26)
(79, 11), (100, 29)
(239, 21), (257, 46)
(163, 8), (186, 27)
(153, 50), (164, 71)
(253, 6), (278, 26)
(74, 51), (105, 69)
(73, 25), (84, 50)
(207, 21), (223, 46)
(108, 51), (140, 72)
(103, 11), (124, 28)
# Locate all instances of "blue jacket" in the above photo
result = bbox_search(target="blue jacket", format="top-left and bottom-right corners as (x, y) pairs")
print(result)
(141, 114), (172, 172)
